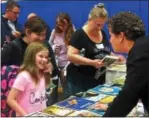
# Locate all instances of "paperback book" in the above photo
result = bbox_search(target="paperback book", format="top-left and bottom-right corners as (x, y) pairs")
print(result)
(56, 96), (95, 110)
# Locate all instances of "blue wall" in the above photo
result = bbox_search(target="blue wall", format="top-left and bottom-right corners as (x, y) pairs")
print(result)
(1, 0), (148, 39)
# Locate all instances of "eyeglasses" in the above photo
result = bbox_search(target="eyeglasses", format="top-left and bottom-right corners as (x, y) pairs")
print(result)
(10, 10), (19, 15)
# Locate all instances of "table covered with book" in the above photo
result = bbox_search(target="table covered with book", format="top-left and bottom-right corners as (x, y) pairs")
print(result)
(25, 64), (138, 117)
(26, 84), (122, 117)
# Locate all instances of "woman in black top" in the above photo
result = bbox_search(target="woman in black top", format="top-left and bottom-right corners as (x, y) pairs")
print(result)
(65, 3), (114, 97)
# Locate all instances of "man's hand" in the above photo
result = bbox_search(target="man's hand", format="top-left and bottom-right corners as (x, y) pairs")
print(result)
(91, 102), (108, 111)
(117, 55), (126, 63)
(12, 31), (21, 38)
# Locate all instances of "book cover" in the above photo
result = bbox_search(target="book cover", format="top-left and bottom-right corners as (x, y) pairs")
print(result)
(85, 93), (108, 102)
(42, 105), (75, 116)
(102, 55), (119, 66)
(56, 96), (95, 110)
(88, 85), (121, 95)
(88, 108), (105, 116)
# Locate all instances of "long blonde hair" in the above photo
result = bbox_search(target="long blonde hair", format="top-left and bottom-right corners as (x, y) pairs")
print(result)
(19, 42), (50, 86)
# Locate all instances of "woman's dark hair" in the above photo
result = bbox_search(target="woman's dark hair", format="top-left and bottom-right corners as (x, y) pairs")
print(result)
(108, 11), (145, 41)
(24, 16), (47, 35)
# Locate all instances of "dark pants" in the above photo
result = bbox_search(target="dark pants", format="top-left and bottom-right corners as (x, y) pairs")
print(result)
(64, 75), (86, 98)
(64, 72), (105, 98)
(46, 79), (58, 106)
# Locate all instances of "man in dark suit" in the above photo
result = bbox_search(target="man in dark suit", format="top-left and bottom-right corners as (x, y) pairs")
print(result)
(97, 11), (149, 117)
(1, 1), (22, 47)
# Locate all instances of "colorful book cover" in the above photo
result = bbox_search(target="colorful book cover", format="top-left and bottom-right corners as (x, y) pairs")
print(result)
(88, 109), (105, 116)
(85, 93), (109, 102)
(88, 85), (121, 95)
(56, 96), (95, 110)
(42, 105), (75, 116)
(99, 95), (116, 104)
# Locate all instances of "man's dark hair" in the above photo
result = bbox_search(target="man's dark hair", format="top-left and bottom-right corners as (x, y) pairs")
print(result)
(108, 11), (145, 41)
(6, 1), (20, 10)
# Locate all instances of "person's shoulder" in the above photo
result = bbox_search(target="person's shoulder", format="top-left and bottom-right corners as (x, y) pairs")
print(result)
(17, 71), (32, 81)
(134, 36), (149, 51)
(70, 28), (84, 42)
(131, 36), (149, 58)
(18, 70), (30, 76)
(73, 28), (85, 36)
(1, 15), (7, 22)
(1, 16), (8, 27)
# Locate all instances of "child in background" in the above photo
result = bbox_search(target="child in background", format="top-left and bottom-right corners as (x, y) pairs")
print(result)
(49, 12), (75, 95)
(7, 42), (52, 116)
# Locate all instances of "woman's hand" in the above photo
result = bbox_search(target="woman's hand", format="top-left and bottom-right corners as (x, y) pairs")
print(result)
(92, 59), (104, 68)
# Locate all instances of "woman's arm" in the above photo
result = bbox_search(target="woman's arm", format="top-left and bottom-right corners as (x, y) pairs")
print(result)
(67, 45), (103, 68)
(7, 88), (27, 116)
(49, 29), (55, 47)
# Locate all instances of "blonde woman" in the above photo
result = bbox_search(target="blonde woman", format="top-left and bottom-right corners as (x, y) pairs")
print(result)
(66, 3), (111, 96)
(7, 42), (52, 116)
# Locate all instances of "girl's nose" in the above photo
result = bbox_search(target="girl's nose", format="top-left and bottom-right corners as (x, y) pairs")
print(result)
(42, 58), (46, 62)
